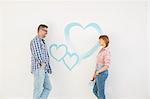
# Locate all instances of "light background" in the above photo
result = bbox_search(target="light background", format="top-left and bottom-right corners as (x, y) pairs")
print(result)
(0, 0), (149, 99)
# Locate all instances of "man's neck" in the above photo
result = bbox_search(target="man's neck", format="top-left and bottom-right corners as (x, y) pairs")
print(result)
(37, 34), (44, 39)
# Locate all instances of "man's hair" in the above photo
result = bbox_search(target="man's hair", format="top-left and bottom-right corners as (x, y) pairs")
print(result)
(37, 24), (48, 32)
(99, 35), (109, 47)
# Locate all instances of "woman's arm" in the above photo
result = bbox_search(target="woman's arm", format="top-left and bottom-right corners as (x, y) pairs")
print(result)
(96, 65), (109, 75)
(91, 66), (97, 81)
(96, 50), (111, 75)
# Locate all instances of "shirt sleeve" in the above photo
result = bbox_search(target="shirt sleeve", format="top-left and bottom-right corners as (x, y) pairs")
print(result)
(104, 50), (111, 66)
(30, 38), (45, 65)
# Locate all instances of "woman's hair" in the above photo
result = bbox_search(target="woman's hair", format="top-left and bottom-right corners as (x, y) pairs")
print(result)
(99, 35), (109, 47)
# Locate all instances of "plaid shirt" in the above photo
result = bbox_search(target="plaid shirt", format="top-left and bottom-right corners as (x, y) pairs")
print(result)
(30, 35), (52, 74)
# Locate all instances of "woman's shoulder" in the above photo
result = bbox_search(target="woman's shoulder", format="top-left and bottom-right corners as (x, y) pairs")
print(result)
(103, 47), (111, 54)
(103, 47), (109, 51)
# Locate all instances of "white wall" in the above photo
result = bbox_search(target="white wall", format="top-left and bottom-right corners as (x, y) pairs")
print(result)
(147, 0), (150, 97)
(0, 6), (3, 98)
(0, 1), (148, 99)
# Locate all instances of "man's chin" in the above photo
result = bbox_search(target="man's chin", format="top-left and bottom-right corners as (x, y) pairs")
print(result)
(43, 35), (46, 38)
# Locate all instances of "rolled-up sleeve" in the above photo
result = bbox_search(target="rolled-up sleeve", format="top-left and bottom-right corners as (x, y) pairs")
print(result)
(104, 50), (111, 66)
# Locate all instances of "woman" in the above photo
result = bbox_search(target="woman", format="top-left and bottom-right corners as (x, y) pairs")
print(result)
(92, 35), (111, 99)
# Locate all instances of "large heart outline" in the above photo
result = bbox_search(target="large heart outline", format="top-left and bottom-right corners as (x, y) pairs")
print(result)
(64, 22), (103, 60)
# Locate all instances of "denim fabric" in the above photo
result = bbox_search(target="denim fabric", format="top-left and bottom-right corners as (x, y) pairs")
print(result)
(93, 70), (108, 99)
(33, 68), (52, 99)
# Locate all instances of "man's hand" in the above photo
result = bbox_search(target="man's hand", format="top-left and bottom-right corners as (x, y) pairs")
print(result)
(40, 63), (46, 69)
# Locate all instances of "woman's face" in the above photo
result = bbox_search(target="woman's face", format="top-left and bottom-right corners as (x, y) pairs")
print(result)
(99, 38), (106, 47)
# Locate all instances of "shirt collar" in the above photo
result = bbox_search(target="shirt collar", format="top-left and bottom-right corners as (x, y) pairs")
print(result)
(36, 35), (43, 40)
(102, 46), (109, 50)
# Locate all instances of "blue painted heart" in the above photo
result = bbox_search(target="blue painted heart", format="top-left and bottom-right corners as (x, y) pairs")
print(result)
(64, 22), (103, 60)
(49, 44), (68, 61)
(62, 52), (79, 71)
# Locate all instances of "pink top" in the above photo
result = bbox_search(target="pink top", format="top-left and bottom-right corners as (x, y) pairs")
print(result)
(96, 47), (111, 69)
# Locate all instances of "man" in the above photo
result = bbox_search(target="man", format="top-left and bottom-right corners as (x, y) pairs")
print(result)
(30, 24), (52, 99)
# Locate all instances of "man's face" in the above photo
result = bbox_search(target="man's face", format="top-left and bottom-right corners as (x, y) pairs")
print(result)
(39, 27), (48, 38)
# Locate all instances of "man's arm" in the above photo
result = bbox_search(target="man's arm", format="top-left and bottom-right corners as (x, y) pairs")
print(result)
(30, 38), (46, 66)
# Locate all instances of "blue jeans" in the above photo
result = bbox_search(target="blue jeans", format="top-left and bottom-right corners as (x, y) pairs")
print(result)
(33, 68), (52, 99)
(93, 70), (108, 99)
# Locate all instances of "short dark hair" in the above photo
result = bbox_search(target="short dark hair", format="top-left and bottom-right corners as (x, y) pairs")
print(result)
(37, 24), (48, 32)
(99, 35), (109, 47)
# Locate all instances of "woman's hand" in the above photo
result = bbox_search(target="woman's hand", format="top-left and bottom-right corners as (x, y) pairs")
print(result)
(96, 71), (100, 76)
(92, 73), (96, 81)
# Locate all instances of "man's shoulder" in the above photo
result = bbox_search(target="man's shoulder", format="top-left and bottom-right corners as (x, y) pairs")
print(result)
(31, 36), (39, 42)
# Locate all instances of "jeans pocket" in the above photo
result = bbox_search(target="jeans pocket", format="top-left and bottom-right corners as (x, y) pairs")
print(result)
(99, 70), (108, 80)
